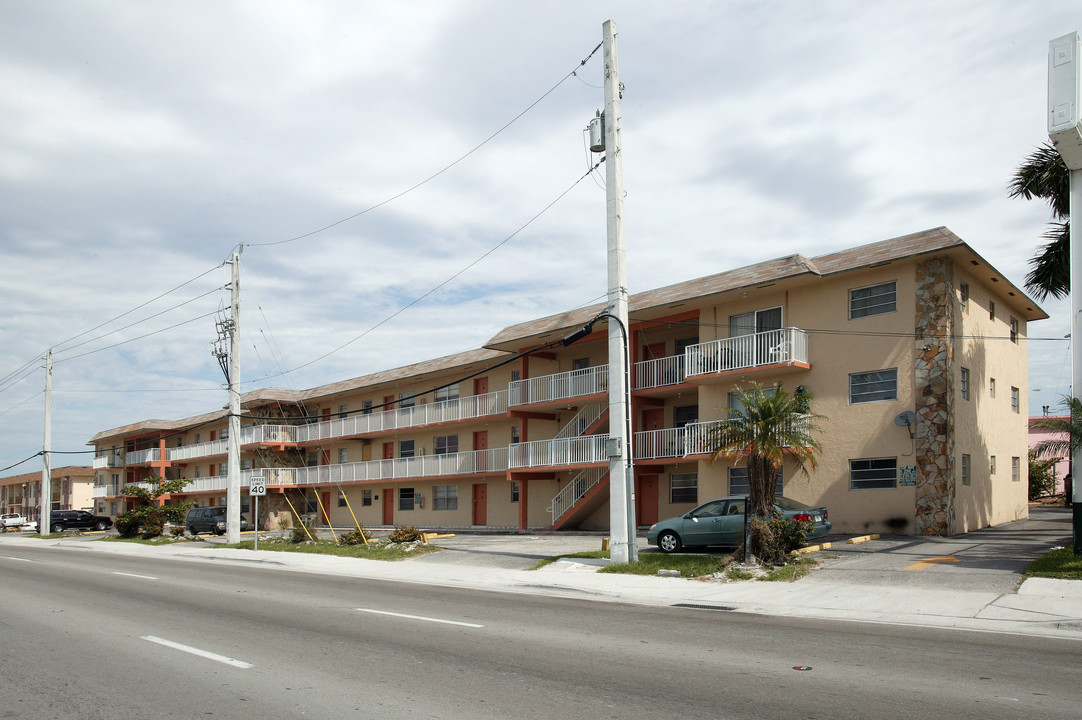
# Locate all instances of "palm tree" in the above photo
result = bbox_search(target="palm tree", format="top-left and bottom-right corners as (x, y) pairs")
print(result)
(1008, 142), (1070, 301)
(1032, 397), (1081, 509)
(709, 382), (823, 520)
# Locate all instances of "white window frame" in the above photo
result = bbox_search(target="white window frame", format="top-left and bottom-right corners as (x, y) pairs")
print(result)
(959, 282), (969, 312)
(670, 473), (698, 504)
(960, 367), (970, 400)
(338, 448), (349, 464)
(399, 487), (415, 511)
(728, 466), (783, 497)
(434, 435), (459, 456)
(362, 489), (373, 507)
(850, 368), (898, 404)
(850, 458), (897, 490)
(433, 485), (458, 511)
(849, 281), (897, 319)
(1011, 457), (1020, 483)
(961, 454), (971, 486)
(1009, 317), (1019, 343)
(434, 384), (460, 403)
(1010, 387), (1019, 414)
(990, 378), (996, 399)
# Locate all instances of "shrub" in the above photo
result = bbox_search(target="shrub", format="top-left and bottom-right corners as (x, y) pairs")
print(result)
(1029, 451), (1059, 501)
(114, 513), (141, 538)
(388, 525), (423, 543)
(339, 528), (369, 546)
(290, 522), (312, 543)
(735, 513), (811, 565)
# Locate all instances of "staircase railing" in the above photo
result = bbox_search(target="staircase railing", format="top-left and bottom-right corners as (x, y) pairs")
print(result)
(548, 466), (607, 525)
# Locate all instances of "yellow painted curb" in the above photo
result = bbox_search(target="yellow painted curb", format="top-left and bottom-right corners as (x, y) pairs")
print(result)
(846, 534), (880, 544)
(792, 542), (831, 555)
(422, 533), (455, 541)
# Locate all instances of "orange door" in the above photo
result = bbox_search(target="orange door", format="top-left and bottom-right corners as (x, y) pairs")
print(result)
(474, 431), (488, 471)
(382, 488), (394, 524)
(473, 376), (488, 396)
(642, 408), (665, 457)
(636, 474), (659, 526)
(320, 491), (331, 524)
(362, 443), (373, 462)
(382, 442), (394, 460)
(472, 483), (487, 525)
(383, 394), (395, 411)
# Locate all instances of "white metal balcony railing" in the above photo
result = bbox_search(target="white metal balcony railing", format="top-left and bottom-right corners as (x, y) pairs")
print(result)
(685, 327), (808, 377)
(509, 366), (608, 407)
(92, 450), (124, 470)
(634, 354), (686, 390)
(635, 416), (811, 461)
(509, 435), (609, 469)
(548, 466), (607, 525)
(124, 447), (160, 466)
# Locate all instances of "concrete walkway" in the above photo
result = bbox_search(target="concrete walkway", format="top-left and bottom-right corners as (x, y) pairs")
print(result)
(4, 506), (1081, 640)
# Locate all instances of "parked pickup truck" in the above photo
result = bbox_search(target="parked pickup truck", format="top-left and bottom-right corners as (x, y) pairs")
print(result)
(1, 513), (28, 529)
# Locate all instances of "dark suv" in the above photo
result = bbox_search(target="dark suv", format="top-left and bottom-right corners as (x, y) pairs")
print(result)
(185, 507), (251, 536)
(48, 510), (112, 532)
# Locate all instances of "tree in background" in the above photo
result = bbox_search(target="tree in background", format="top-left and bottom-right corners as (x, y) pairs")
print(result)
(1008, 142), (1070, 300)
(114, 477), (195, 539)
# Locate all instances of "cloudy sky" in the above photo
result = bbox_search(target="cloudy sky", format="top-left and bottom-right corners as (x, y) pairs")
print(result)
(0, 0), (1078, 470)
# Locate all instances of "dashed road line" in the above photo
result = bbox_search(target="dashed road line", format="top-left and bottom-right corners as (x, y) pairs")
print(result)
(141, 636), (252, 668)
(356, 608), (484, 628)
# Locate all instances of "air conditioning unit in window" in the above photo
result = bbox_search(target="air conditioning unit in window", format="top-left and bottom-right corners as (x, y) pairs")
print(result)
(417, 447), (425, 456)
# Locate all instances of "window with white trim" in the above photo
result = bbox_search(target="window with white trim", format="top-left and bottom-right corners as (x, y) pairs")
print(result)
(435, 384), (460, 403)
(338, 491), (347, 508)
(989, 301), (995, 320)
(960, 368), (970, 400)
(399, 440), (415, 458)
(989, 378), (996, 399)
(850, 368), (898, 404)
(399, 392), (416, 409)
(849, 281), (897, 319)
(433, 485), (458, 510)
(510, 481), (519, 503)
(1009, 317), (1018, 343)
(959, 282), (969, 312)
(434, 435), (459, 455)
(338, 448), (349, 464)
(362, 400), (373, 415)
(961, 454), (971, 486)
(670, 473), (698, 504)
(990, 456), (997, 475)
(728, 466), (783, 497)
(1011, 387), (1019, 414)
(1012, 457), (1020, 483)
(850, 458), (897, 490)
(362, 489), (372, 507)
(399, 487), (415, 511)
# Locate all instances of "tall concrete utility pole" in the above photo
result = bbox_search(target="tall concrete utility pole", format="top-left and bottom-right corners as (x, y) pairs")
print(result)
(226, 251), (242, 544)
(1049, 32), (1082, 553)
(40, 349), (52, 536)
(603, 20), (637, 563)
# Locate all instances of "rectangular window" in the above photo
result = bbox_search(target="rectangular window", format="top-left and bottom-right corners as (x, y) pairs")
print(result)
(572, 357), (590, 371)
(434, 384), (460, 403)
(510, 481), (519, 503)
(990, 455), (997, 475)
(362, 489), (372, 507)
(670, 473), (698, 504)
(673, 405), (699, 428)
(338, 404), (348, 416)
(960, 368), (970, 400)
(1012, 457), (1020, 483)
(850, 458), (898, 490)
(241, 459), (251, 471)
(850, 368), (898, 404)
(959, 282), (969, 312)
(306, 452), (318, 467)
(399, 392), (416, 409)
(304, 491), (318, 514)
(1010, 317), (1018, 343)
(220, 426), (229, 441)
(338, 448), (349, 464)
(511, 425), (520, 444)
(849, 281), (897, 319)
(399, 487), (415, 511)
(362, 400), (373, 415)
(511, 369), (520, 382)
(194, 433), (200, 443)
(1010, 387), (1019, 413)
(433, 485), (458, 510)
(728, 467), (784, 497)
(961, 454), (971, 486)
(399, 440), (415, 458)
(434, 435), (459, 455)
(194, 466), (201, 479)
(989, 301), (995, 320)
(989, 378), (996, 398)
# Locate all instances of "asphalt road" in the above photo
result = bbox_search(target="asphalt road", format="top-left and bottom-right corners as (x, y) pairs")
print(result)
(2, 543), (1079, 719)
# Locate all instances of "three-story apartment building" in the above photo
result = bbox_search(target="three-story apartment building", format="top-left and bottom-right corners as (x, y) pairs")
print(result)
(88, 228), (1045, 536)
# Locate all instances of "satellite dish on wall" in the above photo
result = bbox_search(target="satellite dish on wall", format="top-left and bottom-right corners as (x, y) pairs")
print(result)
(894, 410), (916, 438)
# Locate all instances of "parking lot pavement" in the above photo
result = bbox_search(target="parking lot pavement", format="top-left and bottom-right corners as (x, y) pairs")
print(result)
(805, 506), (1073, 593)
(416, 533), (627, 570)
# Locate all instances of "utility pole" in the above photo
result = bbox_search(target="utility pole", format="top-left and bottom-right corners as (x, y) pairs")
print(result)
(602, 19), (637, 563)
(1049, 32), (1082, 554)
(226, 251), (242, 544)
(40, 349), (52, 536)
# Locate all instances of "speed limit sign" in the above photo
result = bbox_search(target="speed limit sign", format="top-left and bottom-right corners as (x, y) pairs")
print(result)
(249, 476), (266, 496)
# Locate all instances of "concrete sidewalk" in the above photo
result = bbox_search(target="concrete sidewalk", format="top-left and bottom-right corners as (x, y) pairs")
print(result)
(4, 531), (1081, 640)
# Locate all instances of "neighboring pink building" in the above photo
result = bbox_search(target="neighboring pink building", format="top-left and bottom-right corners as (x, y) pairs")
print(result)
(1029, 416), (1069, 495)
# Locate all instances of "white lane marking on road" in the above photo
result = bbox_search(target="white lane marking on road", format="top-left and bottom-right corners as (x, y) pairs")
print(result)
(141, 636), (253, 669)
(3, 556), (32, 562)
(113, 572), (158, 580)
(356, 608), (484, 628)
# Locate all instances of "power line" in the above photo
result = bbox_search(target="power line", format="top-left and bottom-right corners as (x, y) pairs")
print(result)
(53, 310), (220, 364)
(247, 41), (603, 249)
(246, 160), (603, 384)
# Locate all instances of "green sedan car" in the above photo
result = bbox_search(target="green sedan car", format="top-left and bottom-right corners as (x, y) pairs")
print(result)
(646, 496), (831, 553)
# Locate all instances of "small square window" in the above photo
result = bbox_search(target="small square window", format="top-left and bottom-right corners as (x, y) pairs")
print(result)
(433, 485), (458, 510)
(399, 440), (415, 458)
(670, 473), (698, 504)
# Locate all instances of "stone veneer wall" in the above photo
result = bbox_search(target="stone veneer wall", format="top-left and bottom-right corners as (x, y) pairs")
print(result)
(913, 257), (955, 536)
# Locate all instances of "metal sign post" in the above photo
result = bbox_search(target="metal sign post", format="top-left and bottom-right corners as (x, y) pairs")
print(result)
(249, 476), (265, 550)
